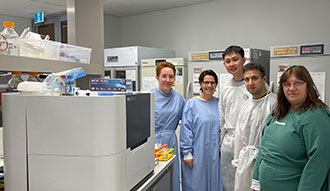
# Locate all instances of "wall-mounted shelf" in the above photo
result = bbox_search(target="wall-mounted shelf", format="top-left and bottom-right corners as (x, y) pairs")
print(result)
(0, 55), (103, 75)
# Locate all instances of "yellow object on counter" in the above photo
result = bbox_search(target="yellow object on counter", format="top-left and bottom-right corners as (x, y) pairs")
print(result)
(155, 148), (174, 161)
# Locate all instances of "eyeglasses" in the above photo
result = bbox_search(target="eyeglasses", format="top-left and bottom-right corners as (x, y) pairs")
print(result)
(282, 81), (305, 88)
(202, 81), (216, 85)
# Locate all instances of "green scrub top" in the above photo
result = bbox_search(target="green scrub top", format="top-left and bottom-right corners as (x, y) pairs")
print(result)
(253, 107), (330, 191)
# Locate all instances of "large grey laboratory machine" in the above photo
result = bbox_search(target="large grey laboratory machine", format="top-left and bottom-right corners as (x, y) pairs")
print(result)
(141, 57), (188, 99)
(187, 48), (270, 98)
(104, 46), (175, 91)
(3, 93), (155, 191)
(270, 43), (330, 106)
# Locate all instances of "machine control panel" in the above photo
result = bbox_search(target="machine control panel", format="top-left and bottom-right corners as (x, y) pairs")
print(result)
(209, 51), (224, 60)
(155, 59), (166, 65)
(301, 44), (324, 55)
(107, 56), (119, 62)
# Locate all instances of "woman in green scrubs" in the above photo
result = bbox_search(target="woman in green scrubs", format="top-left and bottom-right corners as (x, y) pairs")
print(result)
(252, 65), (330, 191)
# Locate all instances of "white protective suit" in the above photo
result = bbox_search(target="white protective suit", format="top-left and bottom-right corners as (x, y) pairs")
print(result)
(219, 78), (251, 191)
(232, 91), (277, 191)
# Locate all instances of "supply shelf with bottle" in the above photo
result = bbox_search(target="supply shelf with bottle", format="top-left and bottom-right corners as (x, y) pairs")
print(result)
(0, 54), (103, 75)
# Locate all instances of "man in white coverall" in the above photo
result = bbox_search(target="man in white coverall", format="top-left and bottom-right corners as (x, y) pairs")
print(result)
(232, 63), (277, 191)
(219, 45), (250, 191)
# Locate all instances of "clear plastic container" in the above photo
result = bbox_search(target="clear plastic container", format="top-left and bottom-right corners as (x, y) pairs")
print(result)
(27, 72), (40, 82)
(7, 71), (24, 92)
(162, 144), (168, 159)
(19, 28), (52, 59)
(0, 21), (19, 56)
(59, 44), (92, 64)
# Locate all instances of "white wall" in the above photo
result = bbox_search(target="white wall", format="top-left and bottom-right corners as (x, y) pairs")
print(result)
(104, 14), (121, 48)
(4, 0), (330, 57)
(0, 14), (31, 35)
(119, 0), (330, 57)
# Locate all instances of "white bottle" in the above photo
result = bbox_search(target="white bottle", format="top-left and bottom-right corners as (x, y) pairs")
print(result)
(0, 21), (19, 56)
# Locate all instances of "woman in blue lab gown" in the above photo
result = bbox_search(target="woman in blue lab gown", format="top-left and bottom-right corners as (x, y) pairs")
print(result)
(180, 70), (223, 191)
(149, 61), (186, 191)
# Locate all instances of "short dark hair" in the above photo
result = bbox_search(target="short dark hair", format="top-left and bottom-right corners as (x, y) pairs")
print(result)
(243, 63), (266, 78)
(222, 45), (245, 59)
(199, 70), (218, 92)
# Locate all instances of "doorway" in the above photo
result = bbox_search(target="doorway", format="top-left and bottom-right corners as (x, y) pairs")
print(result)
(61, 21), (67, 43)
(38, 23), (55, 40)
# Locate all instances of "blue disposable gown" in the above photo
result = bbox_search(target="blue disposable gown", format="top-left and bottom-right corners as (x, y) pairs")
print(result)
(180, 97), (223, 191)
(150, 88), (186, 191)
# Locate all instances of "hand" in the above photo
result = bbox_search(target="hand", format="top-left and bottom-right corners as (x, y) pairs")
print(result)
(184, 159), (193, 168)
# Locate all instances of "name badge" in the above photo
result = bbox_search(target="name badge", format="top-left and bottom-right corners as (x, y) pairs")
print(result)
(275, 121), (286, 126)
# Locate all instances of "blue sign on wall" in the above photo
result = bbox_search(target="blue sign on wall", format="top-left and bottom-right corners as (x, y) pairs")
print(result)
(34, 11), (44, 24)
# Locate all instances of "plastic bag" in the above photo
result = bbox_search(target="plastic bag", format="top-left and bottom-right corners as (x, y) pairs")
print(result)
(42, 67), (86, 95)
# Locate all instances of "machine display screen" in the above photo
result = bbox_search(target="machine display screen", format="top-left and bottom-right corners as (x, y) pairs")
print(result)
(126, 94), (150, 150)
(155, 59), (166, 66)
(107, 56), (118, 62)
(301, 44), (324, 55)
(209, 51), (224, 60)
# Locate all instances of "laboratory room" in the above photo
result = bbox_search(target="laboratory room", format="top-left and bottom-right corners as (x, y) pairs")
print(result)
(0, 0), (330, 191)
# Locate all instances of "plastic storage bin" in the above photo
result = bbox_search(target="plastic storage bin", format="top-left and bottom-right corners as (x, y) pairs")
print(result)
(19, 30), (60, 61)
(19, 39), (61, 61)
(59, 44), (92, 64)
(43, 40), (61, 61)
(19, 39), (49, 58)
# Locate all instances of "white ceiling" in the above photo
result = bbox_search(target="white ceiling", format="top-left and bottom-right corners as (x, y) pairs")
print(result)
(0, 0), (214, 18)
